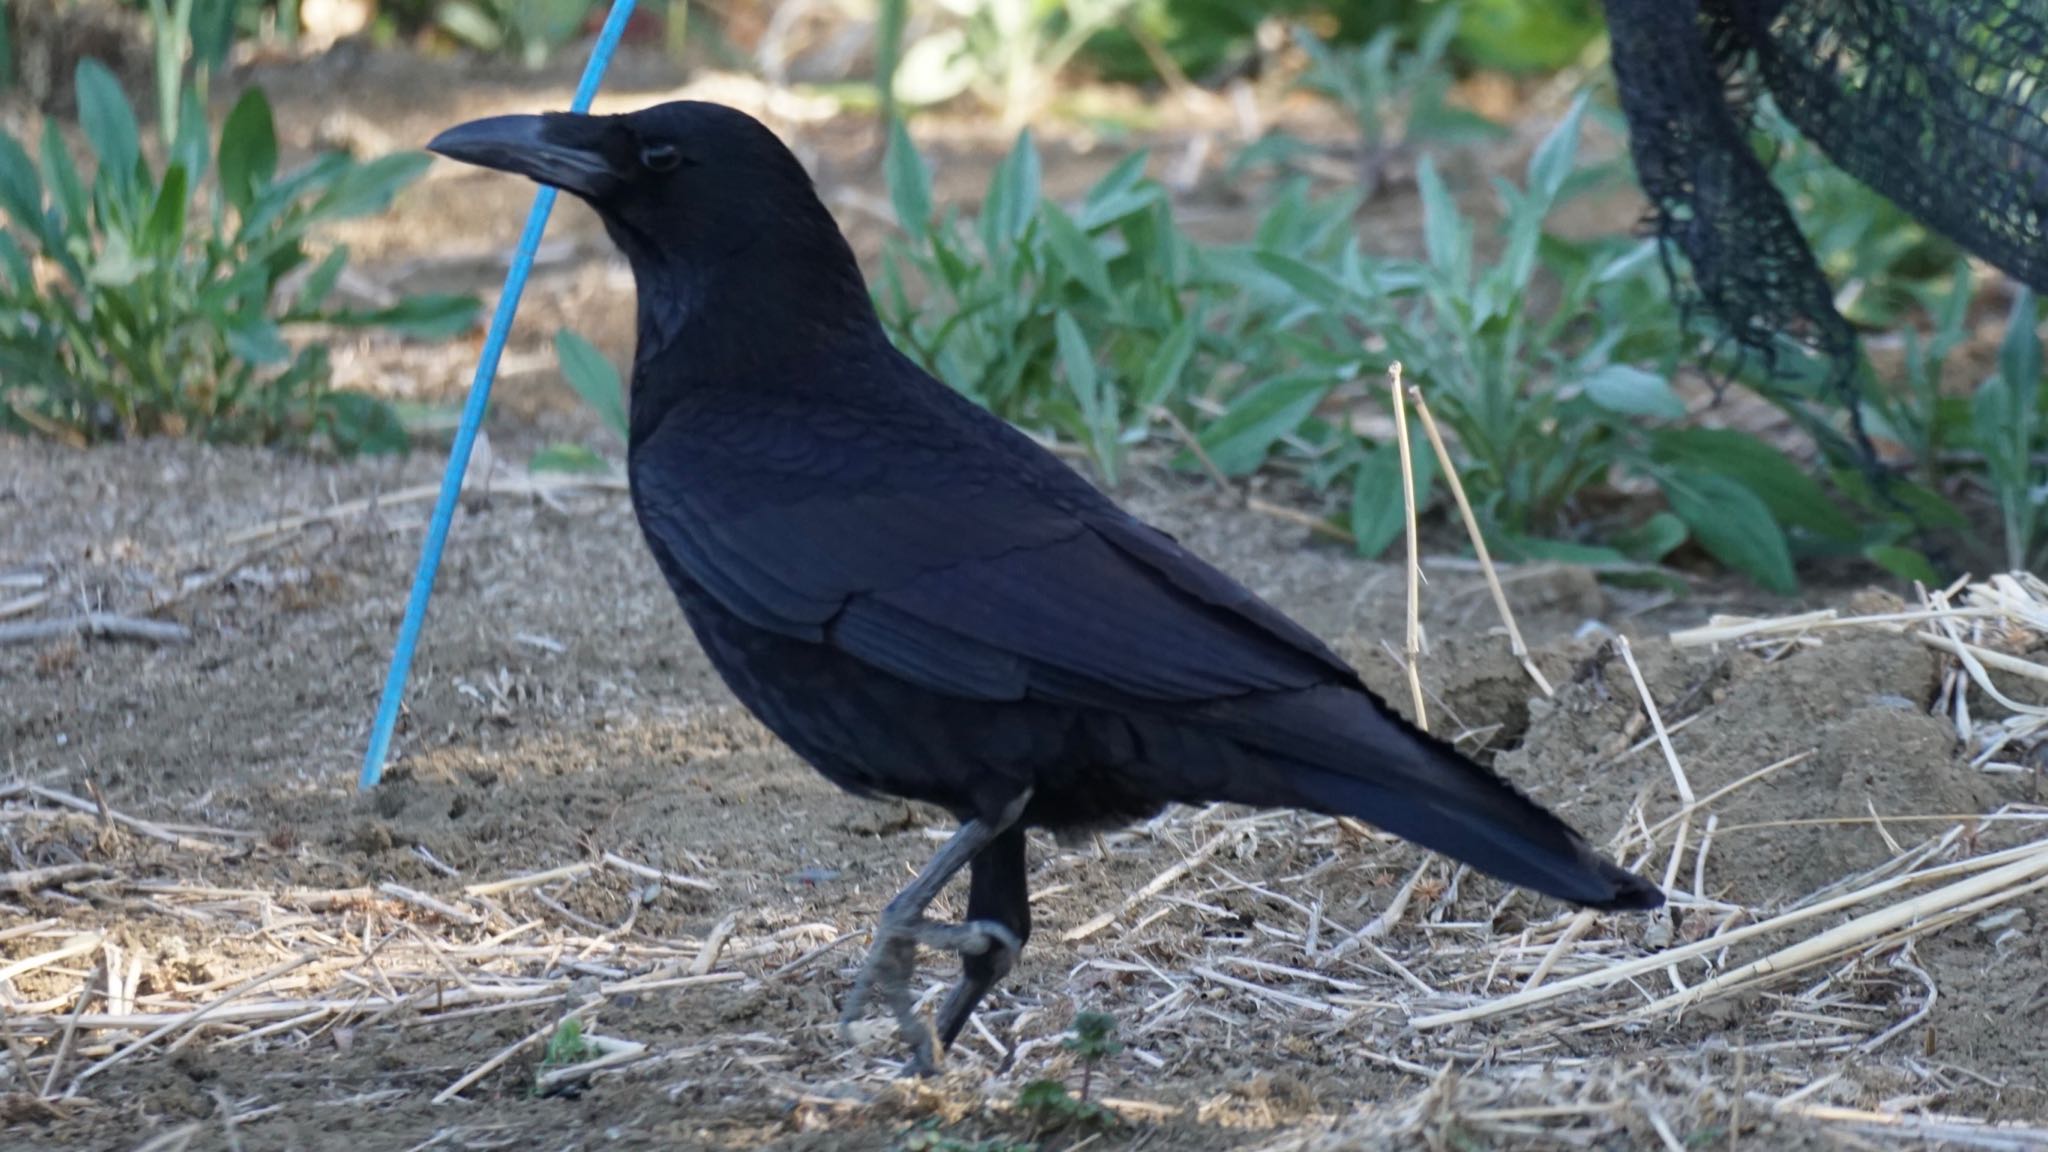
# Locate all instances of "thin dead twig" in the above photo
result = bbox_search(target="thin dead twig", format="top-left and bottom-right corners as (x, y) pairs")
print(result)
(1613, 844), (2048, 1026)
(1245, 496), (1356, 544)
(463, 862), (593, 898)
(0, 932), (104, 985)
(1414, 835), (2048, 1029)
(600, 851), (718, 893)
(0, 612), (191, 647)
(434, 992), (603, 1104)
(1391, 363), (1428, 728)
(1063, 831), (1232, 942)
(691, 913), (739, 976)
(221, 473), (627, 549)
(39, 960), (102, 1099)
(69, 952), (317, 1095)
(25, 784), (252, 850)
(1405, 382), (1551, 697)
(1, 863), (111, 895)
(1616, 636), (1695, 894)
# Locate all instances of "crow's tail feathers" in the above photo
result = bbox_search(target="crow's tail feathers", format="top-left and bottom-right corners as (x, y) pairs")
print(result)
(1287, 758), (1666, 911)
(1210, 688), (1665, 912)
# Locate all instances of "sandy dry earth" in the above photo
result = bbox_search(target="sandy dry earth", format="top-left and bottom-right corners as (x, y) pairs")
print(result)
(4, 47), (2047, 1152)
(6, 438), (2043, 1152)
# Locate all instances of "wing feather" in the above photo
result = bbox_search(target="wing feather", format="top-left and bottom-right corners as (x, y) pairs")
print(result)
(632, 410), (1358, 708)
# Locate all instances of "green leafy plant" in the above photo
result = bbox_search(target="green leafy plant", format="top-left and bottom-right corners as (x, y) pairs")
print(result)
(432, 0), (602, 68)
(1449, 0), (1604, 72)
(539, 1016), (598, 1071)
(531, 328), (628, 474)
(1062, 1009), (1120, 1100)
(1270, 5), (1506, 195)
(873, 94), (1924, 593)
(1371, 100), (1710, 570)
(1078, 0), (1604, 90)
(1013, 1010), (1121, 1130)
(1246, 96), (1928, 591)
(892, 0), (1143, 128)
(0, 8), (474, 451)
(878, 118), (1366, 489)
(1971, 289), (2046, 571)
(1859, 263), (1975, 491)
(1757, 100), (1960, 331)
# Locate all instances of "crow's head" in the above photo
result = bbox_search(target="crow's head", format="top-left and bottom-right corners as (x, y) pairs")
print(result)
(428, 101), (836, 271)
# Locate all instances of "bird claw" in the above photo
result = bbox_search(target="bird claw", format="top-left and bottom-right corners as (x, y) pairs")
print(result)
(839, 915), (1021, 1075)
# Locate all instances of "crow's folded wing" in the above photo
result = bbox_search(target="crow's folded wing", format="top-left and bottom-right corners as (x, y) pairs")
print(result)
(631, 417), (1359, 708)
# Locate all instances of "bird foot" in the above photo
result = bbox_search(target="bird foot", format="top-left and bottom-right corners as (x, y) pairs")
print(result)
(839, 914), (1020, 1075)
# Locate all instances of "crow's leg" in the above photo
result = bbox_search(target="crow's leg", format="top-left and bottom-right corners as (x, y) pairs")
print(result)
(935, 822), (1029, 1054)
(840, 789), (1030, 1074)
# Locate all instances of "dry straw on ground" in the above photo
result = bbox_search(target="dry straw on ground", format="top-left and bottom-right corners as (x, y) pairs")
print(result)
(4, 434), (2047, 1149)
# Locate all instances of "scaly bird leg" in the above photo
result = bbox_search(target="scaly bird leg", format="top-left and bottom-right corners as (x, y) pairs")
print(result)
(840, 790), (1031, 1074)
(934, 822), (1030, 1053)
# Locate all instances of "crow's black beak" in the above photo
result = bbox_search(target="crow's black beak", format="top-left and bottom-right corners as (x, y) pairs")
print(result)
(427, 113), (622, 200)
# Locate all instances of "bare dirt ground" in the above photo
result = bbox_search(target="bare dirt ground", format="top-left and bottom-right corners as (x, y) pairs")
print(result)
(5, 47), (2048, 1152)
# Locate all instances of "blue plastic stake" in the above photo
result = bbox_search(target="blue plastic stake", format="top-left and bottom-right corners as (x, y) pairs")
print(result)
(360, 0), (640, 790)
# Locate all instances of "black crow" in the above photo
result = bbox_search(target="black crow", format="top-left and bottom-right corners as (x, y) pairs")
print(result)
(428, 101), (1664, 1074)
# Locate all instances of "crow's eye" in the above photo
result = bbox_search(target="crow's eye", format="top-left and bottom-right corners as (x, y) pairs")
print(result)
(640, 144), (682, 173)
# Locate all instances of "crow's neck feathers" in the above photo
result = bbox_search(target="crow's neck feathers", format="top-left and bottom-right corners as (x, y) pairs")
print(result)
(617, 185), (887, 446)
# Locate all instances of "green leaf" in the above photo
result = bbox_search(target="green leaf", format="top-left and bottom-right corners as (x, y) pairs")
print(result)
(1971, 371), (2016, 476)
(1660, 469), (1798, 593)
(883, 118), (931, 242)
(173, 86), (210, 196)
(1597, 238), (1661, 284)
(981, 130), (1040, 249)
(143, 164), (189, 258)
(2000, 289), (2041, 387)
(319, 390), (409, 455)
(88, 230), (152, 287)
(314, 152), (433, 221)
(1864, 544), (1941, 586)
(296, 246), (350, 311)
(37, 120), (87, 239)
(1349, 437), (1434, 560)
(1043, 203), (1113, 303)
(225, 316), (291, 365)
(1055, 309), (1116, 479)
(1614, 511), (1688, 563)
(1134, 314), (1197, 416)
(1526, 93), (1588, 204)
(1251, 250), (1352, 310)
(434, 0), (505, 50)
(1407, 97), (1508, 148)
(1832, 468), (1969, 529)
(1581, 364), (1685, 420)
(218, 87), (279, 214)
(332, 294), (480, 339)
(189, 0), (240, 73)
(1079, 151), (1158, 229)
(555, 329), (628, 443)
(1054, 311), (1097, 401)
(0, 229), (29, 288)
(1195, 373), (1331, 476)
(1653, 427), (1858, 542)
(530, 443), (611, 474)
(1416, 156), (1464, 278)
(1198, 248), (1302, 301)
(0, 130), (46, 237)
(1017, 1080), (1073, 1113)
(75, 60), (142, 188)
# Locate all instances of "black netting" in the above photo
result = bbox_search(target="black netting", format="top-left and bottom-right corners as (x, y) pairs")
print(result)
(1603, 0), (2048, 459)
